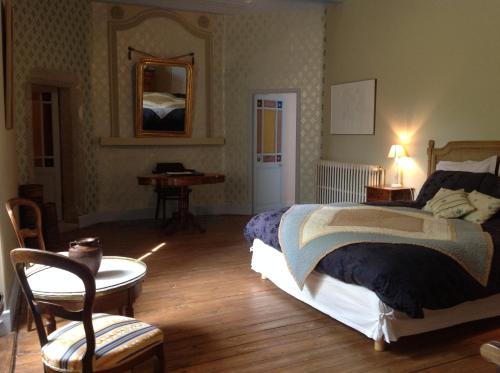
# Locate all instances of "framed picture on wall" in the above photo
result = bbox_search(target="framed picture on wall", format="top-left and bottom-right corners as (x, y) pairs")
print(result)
(330, 79), (376, 135)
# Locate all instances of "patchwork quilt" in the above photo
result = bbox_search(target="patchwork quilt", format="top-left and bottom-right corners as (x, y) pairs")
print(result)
(279, 204), (494, 289)
(244, 203), (500, 318)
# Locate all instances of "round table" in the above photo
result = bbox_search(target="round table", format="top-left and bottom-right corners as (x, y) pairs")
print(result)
(138, 173), (225, 234)
(27, 256), (146, 333)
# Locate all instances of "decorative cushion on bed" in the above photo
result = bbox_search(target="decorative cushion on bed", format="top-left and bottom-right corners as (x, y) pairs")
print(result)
(41, 313), (163, 373)
(463, 190), (500, 224)
(422, 188), (466, 212)
(424, 188), (476, 218)
(415, 171), (490, 208)
(436, 155), (497, 174)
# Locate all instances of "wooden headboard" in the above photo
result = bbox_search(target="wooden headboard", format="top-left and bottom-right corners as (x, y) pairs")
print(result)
(427, 140), (500, 176)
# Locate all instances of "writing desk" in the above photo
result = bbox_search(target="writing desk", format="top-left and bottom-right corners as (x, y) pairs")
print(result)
(137, 173), (225, 233)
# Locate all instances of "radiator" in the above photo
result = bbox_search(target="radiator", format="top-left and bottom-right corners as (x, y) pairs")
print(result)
(315, 160), (385, 203)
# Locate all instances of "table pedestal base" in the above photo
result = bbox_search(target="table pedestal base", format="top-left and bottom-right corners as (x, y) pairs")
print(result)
(164, 186), (205, 235)
(42, 283), (142, 334)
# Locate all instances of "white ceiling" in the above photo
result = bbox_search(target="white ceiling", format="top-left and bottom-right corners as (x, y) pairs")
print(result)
(99, 0), (340, 14)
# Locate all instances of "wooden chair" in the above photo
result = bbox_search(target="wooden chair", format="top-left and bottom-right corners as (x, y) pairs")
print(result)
(154, 162), (192, 220)
(5, 197), (46, 251)
(481, 341), (500, 372)
(6, 198), (47, 331)
(10, 249), (165, 373)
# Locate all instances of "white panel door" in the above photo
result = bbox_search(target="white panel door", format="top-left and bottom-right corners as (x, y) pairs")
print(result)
(253, 95), (284, 213)
(32, 85), (62, 219)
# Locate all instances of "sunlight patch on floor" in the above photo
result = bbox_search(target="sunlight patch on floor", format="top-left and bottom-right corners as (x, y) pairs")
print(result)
(137, 242), (166, 261)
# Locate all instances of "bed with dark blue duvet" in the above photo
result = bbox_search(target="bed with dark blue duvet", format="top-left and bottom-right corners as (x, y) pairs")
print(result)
(244, 171), (500, 318)
(143, 108), (185, 132)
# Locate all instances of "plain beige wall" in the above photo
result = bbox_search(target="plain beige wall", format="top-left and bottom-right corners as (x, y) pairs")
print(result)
(323, 0), (500, 191)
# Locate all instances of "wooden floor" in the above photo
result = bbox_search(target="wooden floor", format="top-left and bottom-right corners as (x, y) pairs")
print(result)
(12, 215), (500, 372)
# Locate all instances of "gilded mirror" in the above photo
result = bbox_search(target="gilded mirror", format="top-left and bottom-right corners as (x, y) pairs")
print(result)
(135, 57), (193, 137)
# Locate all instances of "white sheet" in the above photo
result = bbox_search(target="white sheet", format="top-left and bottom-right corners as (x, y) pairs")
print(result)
(143, 92), (185, 119)
(251, 239), (500, 343)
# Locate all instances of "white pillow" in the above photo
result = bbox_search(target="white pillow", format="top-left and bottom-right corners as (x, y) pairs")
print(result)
(436, 155), (497, 174)
(463, 190), (500, 224)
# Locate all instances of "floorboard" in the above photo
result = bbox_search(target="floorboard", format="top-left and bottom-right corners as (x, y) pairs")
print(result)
(0, 332), (15, 373)
(12, 216), (500, 372)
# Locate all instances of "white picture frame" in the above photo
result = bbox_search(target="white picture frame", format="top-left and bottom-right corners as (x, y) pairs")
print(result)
(330, 79), (376, 135)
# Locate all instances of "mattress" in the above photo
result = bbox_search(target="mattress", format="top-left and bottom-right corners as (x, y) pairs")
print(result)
(251, 238), (500, 343)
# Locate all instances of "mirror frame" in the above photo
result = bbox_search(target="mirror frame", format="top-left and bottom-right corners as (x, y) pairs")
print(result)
(135, 57), (194, 137)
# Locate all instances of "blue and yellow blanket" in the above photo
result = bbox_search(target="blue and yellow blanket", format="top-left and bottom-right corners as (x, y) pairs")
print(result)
(279, 203), (494, 289)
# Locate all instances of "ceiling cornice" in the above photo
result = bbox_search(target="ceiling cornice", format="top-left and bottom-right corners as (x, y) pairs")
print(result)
(97, 0), (341, 14)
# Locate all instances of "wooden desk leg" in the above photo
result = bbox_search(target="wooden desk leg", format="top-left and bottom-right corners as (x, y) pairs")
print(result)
(178, 186), (189, 227)
(124, 287), (136, 317)
(180, 187), (205, 233)
(45, 314), (57, 334)
(165, 186), (205, 234)
(183, 211), (205, 233)
(124, 304), (134, 317)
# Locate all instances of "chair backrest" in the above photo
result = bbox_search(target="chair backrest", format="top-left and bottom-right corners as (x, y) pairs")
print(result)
(5, 198), (46, 251)
(10, 249), (96, 372)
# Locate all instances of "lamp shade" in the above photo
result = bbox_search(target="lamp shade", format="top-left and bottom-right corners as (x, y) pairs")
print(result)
(388, 144), (407, 158)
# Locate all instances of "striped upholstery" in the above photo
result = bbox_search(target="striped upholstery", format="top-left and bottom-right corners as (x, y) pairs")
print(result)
(41, 314), (163, 372)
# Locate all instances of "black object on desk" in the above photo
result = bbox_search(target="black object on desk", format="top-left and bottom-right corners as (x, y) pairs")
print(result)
(153, 163), (191, 220)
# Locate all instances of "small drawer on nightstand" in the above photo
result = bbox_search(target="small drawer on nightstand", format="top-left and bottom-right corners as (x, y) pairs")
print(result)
(366, 186), (414, 202)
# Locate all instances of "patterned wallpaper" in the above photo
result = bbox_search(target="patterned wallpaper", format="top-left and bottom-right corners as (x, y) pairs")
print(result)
(92, 5), (325, 213)
(92, 3), (226, 212)
(224, 9), (326, 207)
(12, 0), (96, 214)
(13, 2), (325, 216)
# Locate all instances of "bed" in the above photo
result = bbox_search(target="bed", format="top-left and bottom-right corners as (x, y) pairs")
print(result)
(142, 92), (185, 132)
(246, 140), (500, 351)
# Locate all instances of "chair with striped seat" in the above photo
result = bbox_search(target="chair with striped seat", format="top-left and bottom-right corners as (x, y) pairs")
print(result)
(11, 249), (165, 373)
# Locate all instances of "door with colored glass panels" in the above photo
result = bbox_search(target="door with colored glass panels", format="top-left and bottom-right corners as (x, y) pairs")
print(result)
(253, 95), (284, 213)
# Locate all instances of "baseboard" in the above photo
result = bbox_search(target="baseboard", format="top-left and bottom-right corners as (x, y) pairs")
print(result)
(78, 204), (252, 228)
(0, 309), (11, 336)
(195, 204), (251, 216)
(78, 208), (157, 227)
(0, 282), (20, 336)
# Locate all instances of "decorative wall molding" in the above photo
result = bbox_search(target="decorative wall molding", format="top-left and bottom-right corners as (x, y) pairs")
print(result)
(107, 8), (214, 137)
(79, 208), (157, 227)
(100, 136), (225, 146)
(102, 0), (331, 14)
(78, 204), (247, 228)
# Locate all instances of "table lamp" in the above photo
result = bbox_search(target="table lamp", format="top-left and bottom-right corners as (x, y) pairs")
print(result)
(387, 144), (407, 187)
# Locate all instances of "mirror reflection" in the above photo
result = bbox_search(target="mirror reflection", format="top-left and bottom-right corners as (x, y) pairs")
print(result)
(135, 58), (193, 137)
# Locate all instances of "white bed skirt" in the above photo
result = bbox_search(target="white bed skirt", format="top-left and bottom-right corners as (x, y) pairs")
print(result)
(251, 239), (500, 343)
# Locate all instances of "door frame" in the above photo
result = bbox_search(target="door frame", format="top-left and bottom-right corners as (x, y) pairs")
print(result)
(31, 84), (63, 218)
(25, 69), (84, 223)
(249, 89), (301, 214)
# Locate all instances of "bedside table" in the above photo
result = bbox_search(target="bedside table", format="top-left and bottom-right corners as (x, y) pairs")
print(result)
(365, 186), (414, 202)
